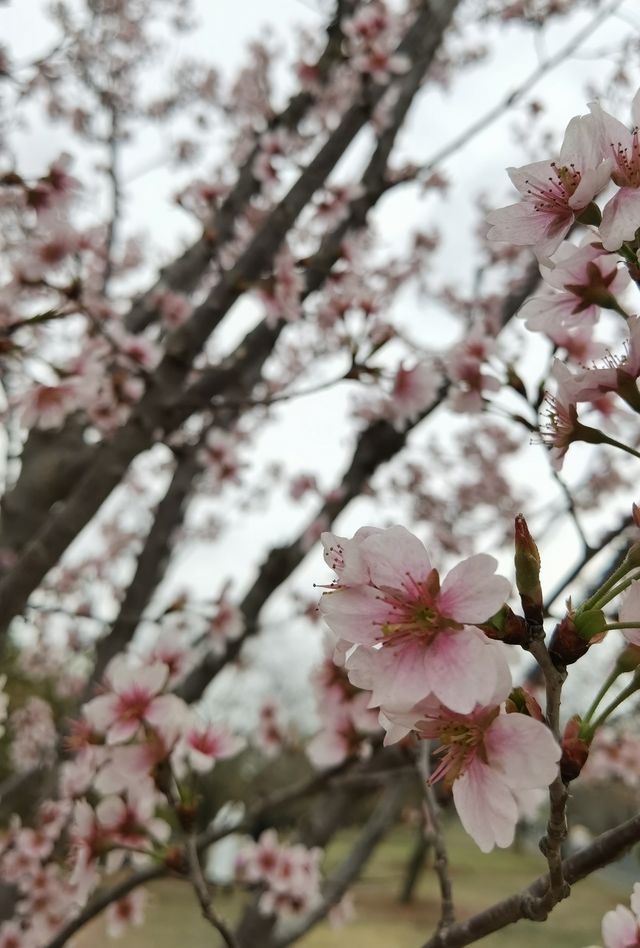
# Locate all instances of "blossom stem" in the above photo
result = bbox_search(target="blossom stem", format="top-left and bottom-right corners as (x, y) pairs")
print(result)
(587, 676), (640, 734)
(598, 433), (640, 461)
(580, 567), (640, 613)
(581, 667), (622, 725)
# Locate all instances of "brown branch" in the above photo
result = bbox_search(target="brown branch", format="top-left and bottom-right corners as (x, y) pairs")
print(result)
(416, 743), (454, 933)
(44, 864), (166, 948)
(187, 835), (239, 948)
(102, 103), (121, 295)
(44, 748), (379, 948)
(415, 0), (622, 183)
(524, 632), (569, 911)
(0, 0), (459, 641)
(124, 0), (357, 334)
(420, 809), (640, 948)
(89, 444), (202, 686)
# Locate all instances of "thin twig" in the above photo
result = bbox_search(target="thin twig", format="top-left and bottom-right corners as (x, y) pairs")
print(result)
(527, 632), (569, 907)
(416, 742), (455, 933)
(420, 807), (640, 948)
(416, 0), (622, 181)
(187, 835), (239, 948)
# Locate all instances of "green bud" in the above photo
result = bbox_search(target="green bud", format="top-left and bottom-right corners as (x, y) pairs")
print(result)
(573, 609), (607, 640)
(514, 514), (543, 625)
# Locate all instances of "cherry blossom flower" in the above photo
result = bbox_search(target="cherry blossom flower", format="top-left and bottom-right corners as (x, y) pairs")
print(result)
(18, 381), (83, 431)
(590, 92), (640, 251)
(545, 319), (640, 416)
(260, 246), (303, 325)
(617, 582), (640, 647)
(106, 890), (147, 938)
(487, 112), (612, 260)
(520, 241), (630, 335)
(208, 594), (244, 654)
(539, 361), (587, 469)
(154, 290), (192, 329)
(386, 362), (441, 425)
(173, 718), (246, 775)
(382, 683), (560, 852)
(237, 830), (322, 918)
(319, 525), (512, 714)
(9, 698), (57, 773)
(82, 656), (185, 744)
(588, 882), (640, 947)
(446, 326), (501, 413)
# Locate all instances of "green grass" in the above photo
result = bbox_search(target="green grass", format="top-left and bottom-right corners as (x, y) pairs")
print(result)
(76, 823), (629, 947)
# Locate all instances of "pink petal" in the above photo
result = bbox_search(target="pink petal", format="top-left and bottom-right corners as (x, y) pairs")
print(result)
(83, 694), (119, 733)
(424, 628), (510, 714)
(438, 554), (510, 623)
(620, 583), (640, 645)
(368, 641), (432, 712)
(359, 525), (431, 590)
(602, 905), (639, 948)
(320, 586), (388, 646)
(600, 189), (640, 251)
(107, 717), (140, 745)
(452, 758), (518, 853)
(307, 731), (349, 768)
(485, 713), (560, 790)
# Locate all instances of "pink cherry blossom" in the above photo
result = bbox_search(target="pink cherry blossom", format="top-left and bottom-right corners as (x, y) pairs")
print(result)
(386, 362), (441, 425)
(618, 582), (640, 647)
(383, 684), (560, 852)
(320, 525), (512, 714)
(82, 656), (181, 744)
(18, 381), (83, 431)
(106, 889), (147, 938)
(174, 719), (246, 774)
(592, 883), (640, 947)
(487, 112), (612, 260)
(546, 319), (640, 414)
(520, 241), (629, 335)
(590, 92), (640, 251)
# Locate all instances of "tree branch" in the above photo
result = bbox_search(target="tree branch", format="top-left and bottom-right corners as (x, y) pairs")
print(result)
(420, 809), (640, 948)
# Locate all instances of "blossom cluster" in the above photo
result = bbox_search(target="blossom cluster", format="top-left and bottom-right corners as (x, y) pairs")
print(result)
(235, 829), (323, 918)
(317, 524), (561, 851)
(0, 654), (245, 944)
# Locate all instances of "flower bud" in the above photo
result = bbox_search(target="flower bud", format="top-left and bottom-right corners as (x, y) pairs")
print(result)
(478, 604), (529, 645)
(560, 715), (591, 783)
(164, 846), (188, 874)
(514, 514), (543, 625)
(573, 609), (606, 639)
(548, 614), (590, 667)
(505, 686), (544, 721)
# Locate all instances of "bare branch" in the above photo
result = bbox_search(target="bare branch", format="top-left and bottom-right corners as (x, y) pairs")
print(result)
(0, 0), (460, 640)
(527, 632), (569, 907)
(187, 835), (239, 948)
(420, 808), (640, 948)
(416, 743), (455, 933)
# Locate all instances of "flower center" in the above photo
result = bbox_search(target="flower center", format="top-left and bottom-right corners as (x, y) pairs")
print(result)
(611, 128), (640, 188)
(376, 568), (462, 647)
(525, 162), (581, 216)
